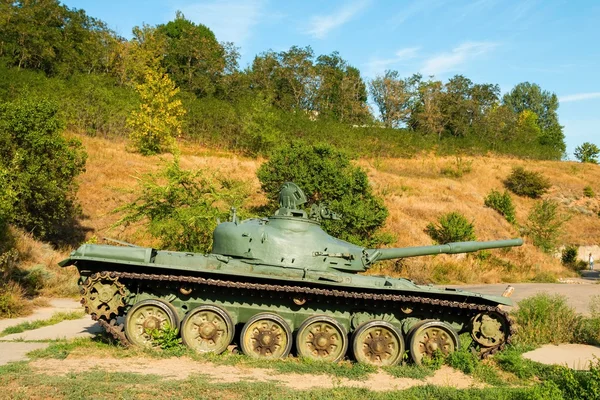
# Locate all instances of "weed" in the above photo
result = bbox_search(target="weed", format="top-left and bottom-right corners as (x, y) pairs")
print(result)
(512, 293), (580, 346)
(583, 185), (595, 198)
(146, 324), (184, 353)
(440, 157), (473, 178)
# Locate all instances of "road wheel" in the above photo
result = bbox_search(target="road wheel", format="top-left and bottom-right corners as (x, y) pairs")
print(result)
(351, 320), (404, 366)
(296, 315), (348, 363)
(181, 305), (234, 354)
(124, 299), (179, 348)
(240, 313), (292, 359)
(408, 320), (458, 365)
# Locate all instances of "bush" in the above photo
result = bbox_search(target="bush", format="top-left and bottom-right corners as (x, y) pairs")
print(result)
(425, 212), (475, 244)
(504, 166), (551, 198)
(0, 99), (87, 244)
(561, 245), (578, 267)
(583, 185), (595, 198)
(114, 158), (250, 253)
(526, 200), (567, 253)
(484, 189), (517, 224)
(512, 293), (580, 346)
(257, 142), (390, 247)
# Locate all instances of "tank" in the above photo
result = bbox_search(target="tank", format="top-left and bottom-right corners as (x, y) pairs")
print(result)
(59, 182), (523, 365)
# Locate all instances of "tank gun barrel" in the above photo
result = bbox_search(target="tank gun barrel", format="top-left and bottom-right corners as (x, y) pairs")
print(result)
(364, 238), (523, 265)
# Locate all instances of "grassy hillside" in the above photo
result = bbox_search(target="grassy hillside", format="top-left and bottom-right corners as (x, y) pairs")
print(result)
(65, 135), (598, 285)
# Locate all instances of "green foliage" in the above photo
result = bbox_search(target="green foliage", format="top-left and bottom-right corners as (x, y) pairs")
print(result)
(574, 142), (599, 164)
(146, 324), (184, 352)
(512, 293), (580, 346)
(504, 166), (551, 198)
(257, 142), (390, 247)
(583, 185), (595, 198)
(127, 67), (185, 155)
(561, 245), (579, 267)
(526, 200), (567, 253)
(484, 189), (517, 224)
(0, 99), (87, 244)
(425, 212), (476, 244)
(240, 96), (282, 156)
(546, 359), (600, 400)
(115, 158), (249, 253)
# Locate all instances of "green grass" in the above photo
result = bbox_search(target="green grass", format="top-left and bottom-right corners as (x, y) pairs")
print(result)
(0, 311), (85, 337)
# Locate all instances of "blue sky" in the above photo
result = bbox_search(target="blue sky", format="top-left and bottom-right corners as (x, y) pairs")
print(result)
(62, 0), (599, 158)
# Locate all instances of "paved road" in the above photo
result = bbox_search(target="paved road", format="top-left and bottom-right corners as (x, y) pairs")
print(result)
(449, 279), (600, 315)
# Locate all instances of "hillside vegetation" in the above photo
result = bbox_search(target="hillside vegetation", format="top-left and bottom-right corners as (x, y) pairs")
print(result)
(67, 135), (600, 285)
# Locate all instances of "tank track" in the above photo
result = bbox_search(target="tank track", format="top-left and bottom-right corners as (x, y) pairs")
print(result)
(90, 270), (514, 358)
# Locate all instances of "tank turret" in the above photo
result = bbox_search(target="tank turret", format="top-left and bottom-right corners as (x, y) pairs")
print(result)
(212, 182), (523, 272)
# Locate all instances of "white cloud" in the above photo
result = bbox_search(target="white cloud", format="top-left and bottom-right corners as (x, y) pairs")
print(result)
(363, 47), (420, 77)
(421, 41), (498, 76)
(179, 0), (265, 46)
(559, 92), (600, 103)
(305, 0), (371, 39)
(389, 0), (446, 27)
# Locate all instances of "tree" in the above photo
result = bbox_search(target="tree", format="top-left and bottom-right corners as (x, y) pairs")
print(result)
(369, 71), (418, 128)
(574, 142), (600, 164)
(257, 142), (389, 246)
(413, 79), (445, 139)
(0, 99), (87, 244)
(503, 82), (566, 159)
(315, 53), (369, 123)
(157, 12), (228, 97)
(526, 200), (567, 253)
(127, 67), (186, 155)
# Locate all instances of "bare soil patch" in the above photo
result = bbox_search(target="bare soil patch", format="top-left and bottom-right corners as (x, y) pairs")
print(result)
(30, 356), (481, 391)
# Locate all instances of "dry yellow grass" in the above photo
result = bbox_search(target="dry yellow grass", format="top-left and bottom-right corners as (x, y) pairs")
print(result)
(17, 135), (600, 286)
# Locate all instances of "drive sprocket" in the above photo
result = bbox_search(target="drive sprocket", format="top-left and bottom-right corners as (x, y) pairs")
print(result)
(81, 272), (127, 320)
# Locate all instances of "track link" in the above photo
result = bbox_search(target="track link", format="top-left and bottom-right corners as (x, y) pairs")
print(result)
(88, 270), (515, 357)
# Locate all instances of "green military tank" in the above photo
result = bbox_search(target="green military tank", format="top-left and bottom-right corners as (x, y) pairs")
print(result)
(60, 182), (522, 365)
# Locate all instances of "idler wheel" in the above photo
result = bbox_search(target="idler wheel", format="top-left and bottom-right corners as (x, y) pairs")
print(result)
(296, 316), (348, 363)
(351, 320), (404, 366)
(240, 313), (292, 359)
(181, 305), (234, 354)
(124, 299), (180, 348)
(408, 320), (459, 365)
(471, 312), (509, 348)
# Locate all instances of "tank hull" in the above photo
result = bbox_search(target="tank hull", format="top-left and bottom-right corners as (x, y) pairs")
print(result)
(62, 244), (514, 363)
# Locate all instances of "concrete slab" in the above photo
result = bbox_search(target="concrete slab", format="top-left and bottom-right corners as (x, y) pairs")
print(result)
(0, 317), (103, 341)
(0, 342), (49, 366)
(0, 298), (83, 331)
(522, 344), (600, 370)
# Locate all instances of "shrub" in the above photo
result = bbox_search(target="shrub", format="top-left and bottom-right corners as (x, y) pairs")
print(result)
(561, 245), (578, 267)
(114, 158), (250, 253)
(425, 212), (475, 244)
(512, 293), (580, 346)
(504, 166), (551, 198)
(526, 200), (567, 253)
(0, 99), (87, 244)
(583, 185), (595, 198)
(484, 189), (517, 224)
(440, 157), (473, 178)
(257, 142), (390, 247)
